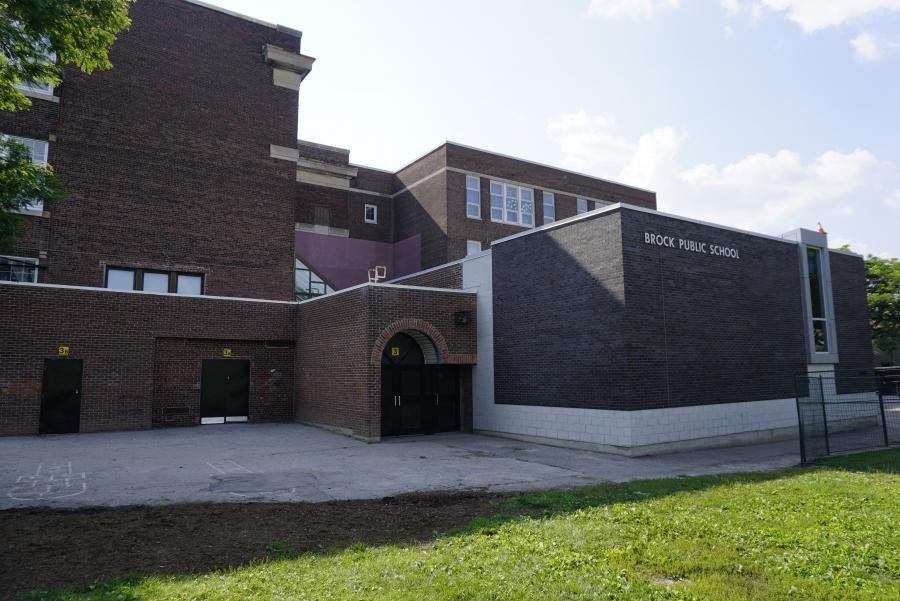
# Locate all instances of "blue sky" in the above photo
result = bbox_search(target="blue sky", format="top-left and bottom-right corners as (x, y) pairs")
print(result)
(207, 0), (900, 257)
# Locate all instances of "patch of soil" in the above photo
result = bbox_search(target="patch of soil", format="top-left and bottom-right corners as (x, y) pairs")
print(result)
(0, 492), (518, 599)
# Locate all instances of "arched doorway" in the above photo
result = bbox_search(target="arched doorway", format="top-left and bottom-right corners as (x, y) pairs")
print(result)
(380, 331), (459, 436)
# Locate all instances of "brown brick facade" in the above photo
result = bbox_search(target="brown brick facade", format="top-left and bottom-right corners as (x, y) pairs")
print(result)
(1, 0), (303, 300)
(295, 284), (477, 440)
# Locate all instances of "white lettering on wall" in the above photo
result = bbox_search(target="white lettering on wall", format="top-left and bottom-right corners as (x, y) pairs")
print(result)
(644, 232), (740, 259)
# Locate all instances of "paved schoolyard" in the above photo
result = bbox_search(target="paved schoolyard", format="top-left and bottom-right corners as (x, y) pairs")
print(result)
(0, 423), (800, 509)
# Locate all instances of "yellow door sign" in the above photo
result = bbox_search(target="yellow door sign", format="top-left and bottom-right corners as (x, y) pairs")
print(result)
(57, 345), (70, 357)
(223, 348), (233, 357)
(390, 346), (400, 357)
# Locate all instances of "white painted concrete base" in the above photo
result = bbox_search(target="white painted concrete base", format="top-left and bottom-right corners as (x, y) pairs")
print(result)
(474, 398), (800, 456)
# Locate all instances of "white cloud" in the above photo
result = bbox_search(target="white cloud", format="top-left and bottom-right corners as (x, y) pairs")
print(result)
(547, 110), (891, 240)
(725, 0), (900, 33)
(851, 31), (885, 60)
(587, 0), (680, 20)
(885, 189), (900, 208)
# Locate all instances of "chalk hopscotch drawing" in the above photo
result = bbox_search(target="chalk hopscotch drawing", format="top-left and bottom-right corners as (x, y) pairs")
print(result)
(8, 462), (87, 501)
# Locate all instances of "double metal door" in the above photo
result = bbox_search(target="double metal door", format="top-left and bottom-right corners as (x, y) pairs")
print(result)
(200, 359), (250, 424)
(381, 365), (459, 436)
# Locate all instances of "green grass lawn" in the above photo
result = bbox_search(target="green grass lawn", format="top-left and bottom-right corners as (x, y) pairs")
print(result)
(24, 449), (900, 601)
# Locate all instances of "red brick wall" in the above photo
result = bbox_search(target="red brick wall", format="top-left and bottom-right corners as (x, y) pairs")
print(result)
(0, 0), (302, 300)
(295, 284), (477, 439)
(0, 283), (296, 435)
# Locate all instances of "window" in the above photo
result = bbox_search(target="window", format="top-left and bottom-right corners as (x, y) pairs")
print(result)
(542, 192), (555, 224)
(364, 204), (378, 224)
(105, 267), (204, 295)
(11, 34), (55, 96)
(0, 256), (38, 283)
(466, 240), (482, 256)
(806, 248), (829, 353)
(176, 274), (203, 296)
(576, 198), (589, 214)
(295, 258), (334, 301)
(2, 135), (49, 212)
(489, 181), (534, 227)
(466, 175), (481, 218)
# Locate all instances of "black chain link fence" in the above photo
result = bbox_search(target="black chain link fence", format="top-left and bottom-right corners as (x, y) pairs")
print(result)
(795, 369), (900, 463)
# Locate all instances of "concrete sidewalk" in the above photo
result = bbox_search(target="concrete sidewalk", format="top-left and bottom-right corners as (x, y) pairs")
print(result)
(0, 423), (801, 509)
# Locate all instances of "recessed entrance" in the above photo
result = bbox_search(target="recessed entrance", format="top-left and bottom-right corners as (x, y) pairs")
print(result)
(39, 359), (83, 434)
(380, 332), (460, 436)
(200, 359), (250, 424)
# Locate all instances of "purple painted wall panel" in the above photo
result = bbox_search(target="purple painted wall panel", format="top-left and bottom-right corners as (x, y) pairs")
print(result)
(295, 232), (422, 290)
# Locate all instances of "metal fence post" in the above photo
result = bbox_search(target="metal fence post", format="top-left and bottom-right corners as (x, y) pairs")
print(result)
(877, 374), (889, 447)
(795, 375), (807, 464)
(819, 376), (830, 456)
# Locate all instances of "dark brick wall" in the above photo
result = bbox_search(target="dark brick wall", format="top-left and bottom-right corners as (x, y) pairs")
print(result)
(619, 209), (808, 409)
(153, 338), (294, 428)
(348, 191), (392, 243)
(297, 183), (348, 230)
(297, 140), (349, 165)
(493, 207), (813, 411)
(0, 283), (296, 435)
(393, 172), (448, 269)
(830, 251), (875, 377)
(1, 0), (301, 300)
(492, 212), (629, 408)
(352, 167), (394, 195)
(295, 285), (477, 439)
(391, 263), (463, 289)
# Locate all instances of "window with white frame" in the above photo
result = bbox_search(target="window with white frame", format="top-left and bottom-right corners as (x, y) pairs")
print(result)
(466, 175), (481, 218)
(2, 135), (49, 212)
(466, 240), (482, 256)
(11, 34), (55, 96)
(489, 181), (534, 226)
(542, 192), (555, 224)
(576, 198), (589, 214)
(0, 256), (38, 283)
(364, 204), (378, 224)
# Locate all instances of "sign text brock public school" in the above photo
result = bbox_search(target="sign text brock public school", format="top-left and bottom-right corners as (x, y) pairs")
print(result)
(644, 233), (741, 259)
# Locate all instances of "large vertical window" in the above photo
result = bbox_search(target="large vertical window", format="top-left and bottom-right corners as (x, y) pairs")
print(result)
(295, 258), (334, 301)
(806, 247), (829, 353)
(465, 175), (481, 218)
(542, 192), (555, 224)
(489, 181), (534, 227)
(0, 256), (38, 282)
(2, 135), (49, 212)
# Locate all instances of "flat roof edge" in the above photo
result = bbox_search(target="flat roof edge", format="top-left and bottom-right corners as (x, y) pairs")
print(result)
(296, 281), (477, 307)
(181, 0), (302, 38)
(491, 203), (802, 247)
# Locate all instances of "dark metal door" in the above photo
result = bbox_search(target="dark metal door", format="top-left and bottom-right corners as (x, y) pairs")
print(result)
(200, 359), (250, 424)
(429, 366), (460, 433)
(39, 359), (82, 434)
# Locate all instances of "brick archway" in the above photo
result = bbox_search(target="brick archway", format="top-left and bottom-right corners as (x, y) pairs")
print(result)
(371, 318), (451, 366)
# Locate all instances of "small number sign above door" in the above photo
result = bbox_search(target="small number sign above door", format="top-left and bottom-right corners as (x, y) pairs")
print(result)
(57, 345), (70, 357)
(222, 348), (233, 357)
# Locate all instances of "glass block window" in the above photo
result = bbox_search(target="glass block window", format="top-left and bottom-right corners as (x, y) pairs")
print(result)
(490, 181), (535, 227)
(466, 175), (480, 218)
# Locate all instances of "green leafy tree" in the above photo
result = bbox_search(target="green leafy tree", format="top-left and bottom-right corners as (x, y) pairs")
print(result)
(864, 254), (900, 355)
(0, 0), (132, 250)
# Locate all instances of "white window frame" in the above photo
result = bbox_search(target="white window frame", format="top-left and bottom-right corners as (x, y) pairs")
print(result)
(542, 191), (555, 224)
(0, 255), (39, 283)
(466, 240), (482, 256)
(489, 180), (534, 227)
(2, 134), (49, 213)
(364, 204), (378, 224)
(465, 175), (481, 219)
(12, 42), (56, 97)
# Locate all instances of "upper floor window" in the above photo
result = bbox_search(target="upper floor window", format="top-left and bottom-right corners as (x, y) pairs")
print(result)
(11, 40), (55, 97)
(0, 256), (38, 283)
(542, 192), (555, 224)
(806, 247), (829, 353)
(106, 267), (204, 295)
(364, 204), (378, 224)
(466, 175), (481, 218)
(489, 181), (534, 227)
(466, 240), (482, 256)
(576, 198), (589, 214)
(2, 135), (49, 212)
(295, 258), (334, 301)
